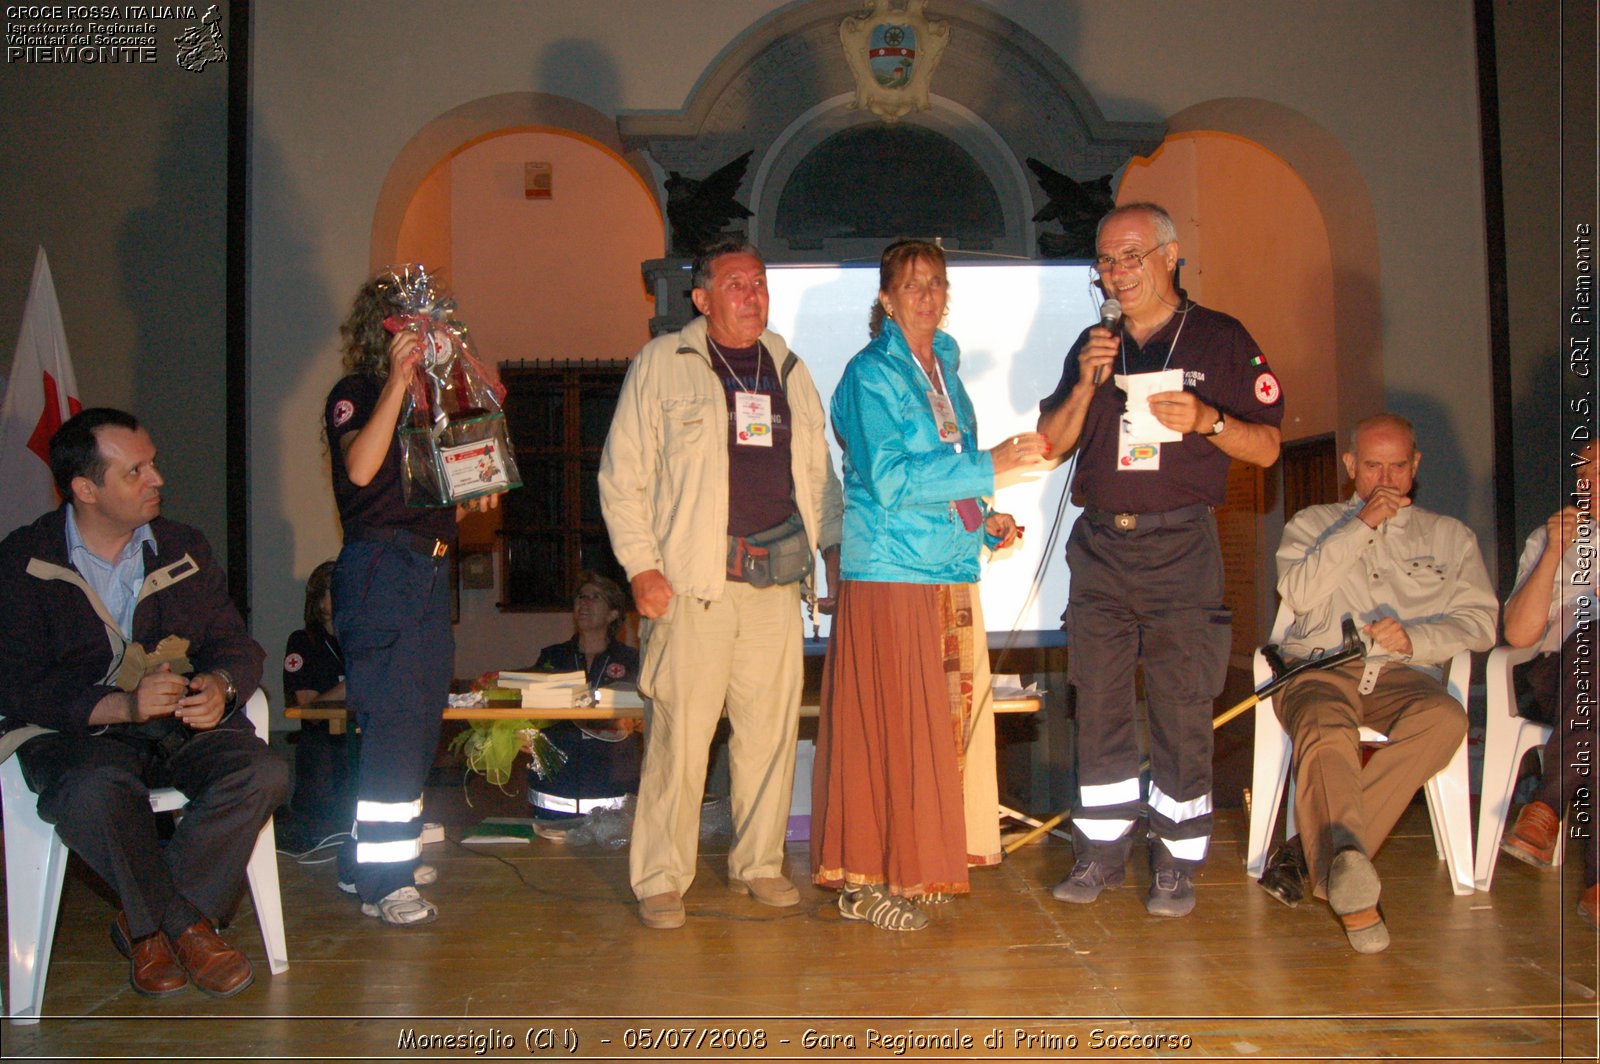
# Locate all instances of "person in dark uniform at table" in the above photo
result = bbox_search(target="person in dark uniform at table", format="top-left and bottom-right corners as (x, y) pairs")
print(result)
(1036, 202), (1285, 918)
(518, 571), (642, 820)
(280, 559), (352, 846)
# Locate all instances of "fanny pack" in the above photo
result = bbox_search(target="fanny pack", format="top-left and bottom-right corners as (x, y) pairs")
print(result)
(726, 514), (813, 588)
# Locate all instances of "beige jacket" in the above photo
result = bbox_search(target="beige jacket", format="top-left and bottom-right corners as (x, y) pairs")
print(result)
(598, 316), (842, 602)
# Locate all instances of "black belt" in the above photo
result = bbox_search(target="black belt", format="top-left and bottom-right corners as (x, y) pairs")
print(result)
(355, 527), (450, 558)
(1083, 501), (1212, 532)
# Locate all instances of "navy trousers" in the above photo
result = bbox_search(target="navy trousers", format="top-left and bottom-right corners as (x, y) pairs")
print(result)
(1065, 510), (1232, 872)
(19, 722), (288, 940)
(333, 539), (453, 904)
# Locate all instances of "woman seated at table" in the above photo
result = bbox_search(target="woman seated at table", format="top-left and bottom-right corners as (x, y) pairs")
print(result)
(519, 571), (642, 820)
(282, 560), (353, 843)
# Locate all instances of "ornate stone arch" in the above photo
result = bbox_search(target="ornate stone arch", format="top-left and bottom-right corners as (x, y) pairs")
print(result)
(617, 0), (1164, 261)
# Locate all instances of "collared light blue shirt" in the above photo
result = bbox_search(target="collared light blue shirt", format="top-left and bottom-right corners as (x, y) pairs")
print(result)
(65, 506), (155, 638)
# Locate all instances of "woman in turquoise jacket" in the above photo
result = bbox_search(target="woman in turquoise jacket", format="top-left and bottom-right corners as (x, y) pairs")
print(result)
(811, 240), (1047, 931)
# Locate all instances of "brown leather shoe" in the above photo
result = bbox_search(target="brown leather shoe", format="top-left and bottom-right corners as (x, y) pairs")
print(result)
(111, 912), (187, 997)
(1502, 800), (1560, 867)
(172, 919), (254, 998)
(638, 891), (686, 929)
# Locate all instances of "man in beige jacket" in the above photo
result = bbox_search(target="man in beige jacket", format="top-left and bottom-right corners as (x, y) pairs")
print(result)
(600, 241), (842, 929)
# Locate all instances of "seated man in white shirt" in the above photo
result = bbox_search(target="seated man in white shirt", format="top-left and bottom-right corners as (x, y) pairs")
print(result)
(1258, 414), (1496, 952)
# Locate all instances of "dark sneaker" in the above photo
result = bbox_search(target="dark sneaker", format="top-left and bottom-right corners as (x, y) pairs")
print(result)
(837, 886), (929, 931)
(1145, 867), (1196, 917)
(1050, 859), (1125, 904)
(1258, 838), (1308, 907)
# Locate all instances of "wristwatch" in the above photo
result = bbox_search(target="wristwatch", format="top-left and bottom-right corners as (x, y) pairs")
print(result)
(214, 669), (238, 707)
(1207, 412), (1226, 437)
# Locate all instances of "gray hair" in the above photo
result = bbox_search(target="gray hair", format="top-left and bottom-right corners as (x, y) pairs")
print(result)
(690, 240), (764, 291)
(1096, 202), (1179, 247)
(1347, 413), (1418, 456)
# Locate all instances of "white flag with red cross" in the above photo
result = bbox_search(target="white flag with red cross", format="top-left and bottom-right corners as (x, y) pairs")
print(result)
(0, 247), (82, 538)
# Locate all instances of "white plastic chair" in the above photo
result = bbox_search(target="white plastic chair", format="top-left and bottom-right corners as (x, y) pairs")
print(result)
(1243, 603), (1476, 896)
(2, 689), (288, 1024)
(1473, 643), (1564, 890)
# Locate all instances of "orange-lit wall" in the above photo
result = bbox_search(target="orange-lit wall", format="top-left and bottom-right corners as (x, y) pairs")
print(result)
(396, 163), (453, 283)
(446, 130), (660, 366)
(391, 129), (664, 675)
(1118, 132), (1338, 445)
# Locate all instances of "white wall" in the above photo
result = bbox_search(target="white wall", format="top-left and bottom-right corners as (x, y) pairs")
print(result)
(248, 1), (1496, 711)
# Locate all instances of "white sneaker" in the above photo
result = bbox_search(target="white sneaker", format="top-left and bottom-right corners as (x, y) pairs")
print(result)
(361, 886), (438, 926)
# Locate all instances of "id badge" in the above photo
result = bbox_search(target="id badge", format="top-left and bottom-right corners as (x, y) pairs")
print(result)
(734, 392), (773, 447)
(1116, 417), (1162, 471)
(927, 390), (962, 445)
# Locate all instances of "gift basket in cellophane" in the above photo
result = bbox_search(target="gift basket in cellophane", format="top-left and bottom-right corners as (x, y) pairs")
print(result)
(379, 264), (522, 507)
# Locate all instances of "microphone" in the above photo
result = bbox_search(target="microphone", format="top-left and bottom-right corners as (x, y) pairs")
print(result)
(1091, 298), (1121, 386)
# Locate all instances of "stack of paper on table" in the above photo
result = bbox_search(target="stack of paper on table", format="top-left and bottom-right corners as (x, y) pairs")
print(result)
(592, 686), (645, 710)
(495, 671), (646, 711)
(498, 670), (587, 709)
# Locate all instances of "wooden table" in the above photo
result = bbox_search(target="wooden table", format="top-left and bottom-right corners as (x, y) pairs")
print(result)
(286, 694), (1041, 729)
(287, 693), (1053, 838)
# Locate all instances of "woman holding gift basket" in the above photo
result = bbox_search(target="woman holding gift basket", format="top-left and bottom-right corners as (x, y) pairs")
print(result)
(324, 266), (514, 926)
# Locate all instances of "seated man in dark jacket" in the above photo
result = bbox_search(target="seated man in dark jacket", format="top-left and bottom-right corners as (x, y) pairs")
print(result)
(0, 408), (287, 999)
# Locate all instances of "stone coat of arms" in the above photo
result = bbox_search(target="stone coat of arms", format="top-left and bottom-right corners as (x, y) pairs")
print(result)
(840, 0), (950, 122)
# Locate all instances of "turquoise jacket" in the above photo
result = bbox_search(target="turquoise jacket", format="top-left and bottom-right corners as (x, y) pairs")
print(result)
(831, 319), (997, 584)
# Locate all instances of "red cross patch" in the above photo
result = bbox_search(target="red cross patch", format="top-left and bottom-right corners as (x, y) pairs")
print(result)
(606, 662), (627, 680)
(284, 652), (304, 673)
(1253, 372), (1281, 405)
(332, 399), (355, 427)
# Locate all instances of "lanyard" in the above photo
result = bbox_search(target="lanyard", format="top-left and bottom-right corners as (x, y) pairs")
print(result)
(910, 349), (949, 396)
(709, 338), (767, 394)
(1120, 301), (1192, 378)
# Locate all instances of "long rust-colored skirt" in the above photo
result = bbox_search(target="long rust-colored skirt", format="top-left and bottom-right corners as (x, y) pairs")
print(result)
(810, 580), (979, 897)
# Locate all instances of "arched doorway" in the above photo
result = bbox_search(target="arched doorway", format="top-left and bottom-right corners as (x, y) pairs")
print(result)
(1116, 125), (1342, 662)
(368, 95), (665, 675)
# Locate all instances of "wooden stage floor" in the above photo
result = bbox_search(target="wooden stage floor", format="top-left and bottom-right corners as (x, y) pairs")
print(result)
(3, 794), (1596, 1061)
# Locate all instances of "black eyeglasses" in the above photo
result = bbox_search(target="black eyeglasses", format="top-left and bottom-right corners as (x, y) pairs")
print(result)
(1093, 242), (1169, 274)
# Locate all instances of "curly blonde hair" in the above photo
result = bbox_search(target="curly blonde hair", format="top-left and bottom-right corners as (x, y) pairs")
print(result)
(338, 276), (403, 378)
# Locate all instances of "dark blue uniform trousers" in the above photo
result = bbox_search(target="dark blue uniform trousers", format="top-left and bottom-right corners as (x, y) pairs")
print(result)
(333, 539), (453, 904)
(1065, 510), (1232, 872)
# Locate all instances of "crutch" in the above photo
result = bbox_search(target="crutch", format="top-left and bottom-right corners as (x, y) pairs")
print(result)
(1002, 617), (1367, 853)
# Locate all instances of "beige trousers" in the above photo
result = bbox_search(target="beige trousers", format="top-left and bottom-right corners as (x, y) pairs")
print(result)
(1275, 660), (1466, 898)
(630, 581), (802, 899)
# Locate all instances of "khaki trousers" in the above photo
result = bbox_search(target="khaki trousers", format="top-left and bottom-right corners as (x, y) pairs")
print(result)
(630, 581), (802, 899)
(1275, 660), (1466, 898)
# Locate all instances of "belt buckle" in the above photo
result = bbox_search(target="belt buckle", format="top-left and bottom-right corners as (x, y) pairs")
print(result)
(431, 539), (448, 559)
(1113, 512), (1137, 531)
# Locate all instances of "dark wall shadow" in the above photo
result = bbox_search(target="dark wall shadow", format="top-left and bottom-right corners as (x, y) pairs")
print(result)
(119, 90), (229, 546)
